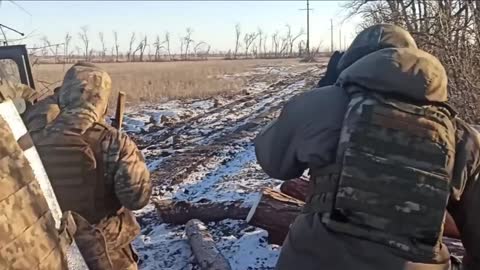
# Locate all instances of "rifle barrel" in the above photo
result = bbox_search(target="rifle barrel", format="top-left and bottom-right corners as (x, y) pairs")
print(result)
(114, 91), (126, 130)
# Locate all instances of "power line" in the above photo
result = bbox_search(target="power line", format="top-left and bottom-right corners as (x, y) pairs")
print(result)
(7, 0), (32, 17)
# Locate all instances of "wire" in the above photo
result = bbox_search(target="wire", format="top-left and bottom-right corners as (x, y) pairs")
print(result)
(7, 0), (32, 18)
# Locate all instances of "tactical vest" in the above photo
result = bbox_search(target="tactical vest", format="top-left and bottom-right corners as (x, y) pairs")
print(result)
(35, 123), (122, 225)
(0, 116), (73, 270)
(304, 89), (457, 261)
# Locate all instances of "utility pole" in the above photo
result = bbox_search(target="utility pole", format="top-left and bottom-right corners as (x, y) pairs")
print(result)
(339, 26), (342, 51)
(330, 19), (334, 52)
(299, 0), (313, 55)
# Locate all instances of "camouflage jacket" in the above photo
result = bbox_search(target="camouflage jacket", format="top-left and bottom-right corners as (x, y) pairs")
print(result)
(98, 120), (152, 211)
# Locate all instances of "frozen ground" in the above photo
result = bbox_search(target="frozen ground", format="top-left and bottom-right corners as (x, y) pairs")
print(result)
(124, 60), (464, 270)
(124, 62), (323, 270)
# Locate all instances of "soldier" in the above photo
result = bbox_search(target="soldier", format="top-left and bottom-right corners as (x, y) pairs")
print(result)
(31, 63), (152, 270)
(255, 24), (480, 270)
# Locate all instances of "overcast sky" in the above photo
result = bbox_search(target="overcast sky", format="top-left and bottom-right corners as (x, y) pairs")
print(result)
(0, 1), (362, 54)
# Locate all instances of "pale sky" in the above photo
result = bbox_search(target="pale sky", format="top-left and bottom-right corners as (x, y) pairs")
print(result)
(0, 1), (363, 54)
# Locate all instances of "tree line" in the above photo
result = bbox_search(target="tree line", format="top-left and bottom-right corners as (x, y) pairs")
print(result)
(29, 23), (318, 64)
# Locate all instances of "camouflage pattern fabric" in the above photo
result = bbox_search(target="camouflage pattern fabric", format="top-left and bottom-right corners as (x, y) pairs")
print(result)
(32, 63), (151, 270)
(0, 115), (70, 270)
(308, 87), (456, 260)
(48, 62), (112, 134)
(67, 211), (115, 270)
(96, 209), (141, 270)
(0, 79), (37, 114)
(23, 94), (61, 135)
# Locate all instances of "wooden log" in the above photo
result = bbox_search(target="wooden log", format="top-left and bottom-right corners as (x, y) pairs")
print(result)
(246, 188), (304, 245)
(154, 199), (250, 225)
(185, 219), (232, 270)
(154, 189), (304, 245)
(444, 211), (461, 239)
(279, 177), (310, 201)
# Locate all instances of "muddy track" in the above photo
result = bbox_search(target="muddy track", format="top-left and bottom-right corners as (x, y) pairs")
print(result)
(135, 68), (320, 150)
(133, 67), (322, 193)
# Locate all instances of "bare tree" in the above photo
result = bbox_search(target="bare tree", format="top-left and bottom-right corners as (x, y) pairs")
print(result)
(344, 0), (480, 121)
(127, 32), (136, 62)
(180, 38), (184, 60)
(183, 28), (194, 60)
(234, 23), (241, 59)
(257, 28), (263, 58)
(64, 33), (72, 63)
(99, 32), (107, 62)
(110, 46), (115, 61)
(272, 31), (280, 57)
(244, 32), (259, 57)
(263, 35), (268, 57)
(205, 44), (211, 59)
(113, 31), (120, 62)
(279, 25), (292, 57)
(297, 40), (306, 57)
(41, 36), (60, 63)
(153, 35), (162, 61)
(75, 46), (81, 58)
(78, 25), (90, 61)
(193, 41), (207, 58)
(139, 35), (148, 62)
(164, 32), (171, 60)
(289, 28), (305, 56)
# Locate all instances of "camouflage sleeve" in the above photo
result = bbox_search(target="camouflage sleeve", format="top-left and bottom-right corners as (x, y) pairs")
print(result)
(22, 95), (60, 133)
(105, 129), (151, 210)
(448, 120), (480, 270)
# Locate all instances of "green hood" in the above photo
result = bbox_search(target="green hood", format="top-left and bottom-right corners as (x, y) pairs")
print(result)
(338, 24), (418, 73)
(338, 47), (448, 102)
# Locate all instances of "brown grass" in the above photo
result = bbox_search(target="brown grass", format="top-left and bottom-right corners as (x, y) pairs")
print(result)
(32, 59), (299, 105)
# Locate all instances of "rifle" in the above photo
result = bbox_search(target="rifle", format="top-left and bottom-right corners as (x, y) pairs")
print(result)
(112, 91), (126, 131)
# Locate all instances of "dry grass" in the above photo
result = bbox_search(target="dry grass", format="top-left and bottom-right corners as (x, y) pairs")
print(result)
(32, 59), (299, 105)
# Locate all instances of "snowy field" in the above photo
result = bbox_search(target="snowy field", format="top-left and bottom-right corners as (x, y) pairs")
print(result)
(121, 61), (323, 270)
(123, 60), (464, 270)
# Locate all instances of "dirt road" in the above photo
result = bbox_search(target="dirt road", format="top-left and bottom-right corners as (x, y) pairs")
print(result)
(126, 62), (324, 270)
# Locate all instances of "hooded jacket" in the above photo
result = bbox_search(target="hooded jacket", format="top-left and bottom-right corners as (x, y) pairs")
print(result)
(32, 63), (151, 270)
(255, 24), (480, 270)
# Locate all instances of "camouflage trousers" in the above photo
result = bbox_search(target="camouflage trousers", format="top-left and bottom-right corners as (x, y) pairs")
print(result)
(98, 209), (141, 270)
(108, 243), (139, 270)
(71, 210), (140, 270)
